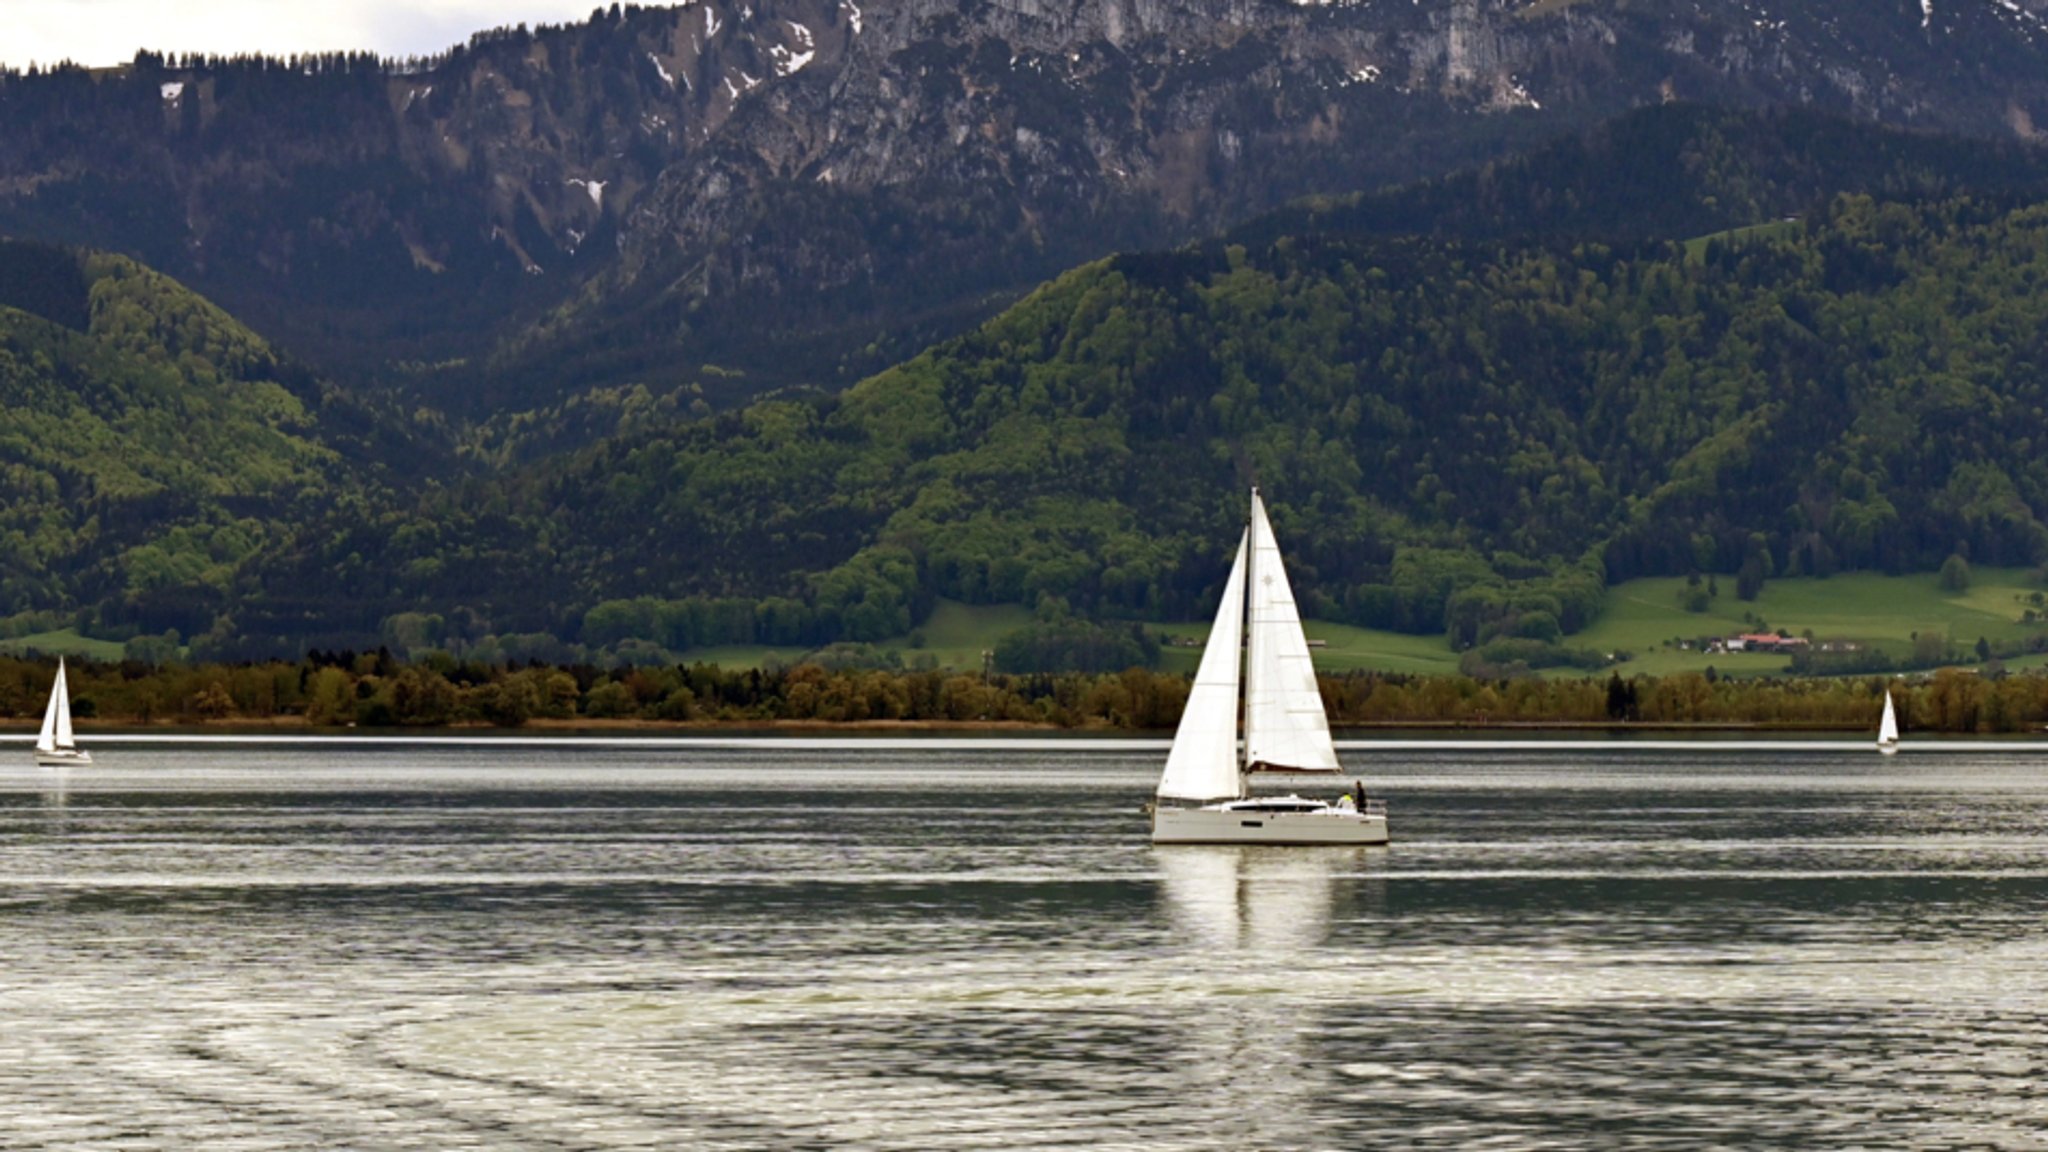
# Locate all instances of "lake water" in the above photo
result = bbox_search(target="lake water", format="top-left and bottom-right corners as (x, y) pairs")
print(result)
(1, 742), (2045, 1149)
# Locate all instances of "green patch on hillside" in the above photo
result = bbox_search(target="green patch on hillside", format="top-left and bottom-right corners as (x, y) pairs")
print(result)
(0, 630), (127, 661)
(1580, 568), (2048, 675)
(673, 600), (1036, 673)
(1683, 218), (1804, 262)
(675, 644), (810, 671)
(902, 600), (1036, 669)
(1153, 617), (1463, 676)
(1303, 622), (1464, 675)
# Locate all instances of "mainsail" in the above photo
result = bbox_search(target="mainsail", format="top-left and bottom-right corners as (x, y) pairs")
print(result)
(1156, 532), (1249, 802)
(1243, 493), (1342, 774)
(37, 658), (74, 755)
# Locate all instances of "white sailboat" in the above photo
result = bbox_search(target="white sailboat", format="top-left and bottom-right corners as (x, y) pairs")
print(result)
(1877, 689), (1900, 757)
(1152, 489), (1388, 845)
(34, 657), (92, 768)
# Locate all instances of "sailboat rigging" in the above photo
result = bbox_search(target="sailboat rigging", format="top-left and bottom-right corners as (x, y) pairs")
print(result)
(1152, 489), (1388, 845)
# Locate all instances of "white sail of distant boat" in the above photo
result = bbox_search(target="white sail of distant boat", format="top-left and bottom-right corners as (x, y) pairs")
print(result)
(1152, 489), (1387, 845)
(34, 657), (92, 767)
(1877, 690), (1900, 756)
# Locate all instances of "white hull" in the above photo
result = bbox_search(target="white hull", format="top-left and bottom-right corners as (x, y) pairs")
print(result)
(1153, 805), (1388, 846)
(35, 749), (91, 768)
(1877, 742), (1899, 757)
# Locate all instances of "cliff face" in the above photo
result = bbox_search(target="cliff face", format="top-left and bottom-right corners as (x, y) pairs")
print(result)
(4, 0), (2047, 409)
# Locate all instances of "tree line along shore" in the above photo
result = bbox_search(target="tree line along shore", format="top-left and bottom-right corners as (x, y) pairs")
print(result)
(0, 653), (2034, 735)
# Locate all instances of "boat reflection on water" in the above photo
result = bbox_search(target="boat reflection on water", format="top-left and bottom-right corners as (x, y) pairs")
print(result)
(1155, 844), (1362, 954)
(1152, 845), (1374, 1137)
(40, 766), (70, 811)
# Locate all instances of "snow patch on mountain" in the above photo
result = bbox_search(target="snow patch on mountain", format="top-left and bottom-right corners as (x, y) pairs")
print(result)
(771, 23), (818, 76)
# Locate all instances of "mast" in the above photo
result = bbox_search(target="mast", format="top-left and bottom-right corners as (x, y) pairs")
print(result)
(1238, 488), (1256, 792)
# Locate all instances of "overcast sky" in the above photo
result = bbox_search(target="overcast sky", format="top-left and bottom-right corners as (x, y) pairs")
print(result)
(7, 1), (659, 69)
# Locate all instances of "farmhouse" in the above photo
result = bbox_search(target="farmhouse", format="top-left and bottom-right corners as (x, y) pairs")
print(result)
(1717, 633), (1812, 653)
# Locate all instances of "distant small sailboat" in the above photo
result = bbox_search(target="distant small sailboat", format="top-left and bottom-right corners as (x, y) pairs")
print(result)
(1877, 689), (1900, 757)
(34, 657), (91, 768)
(1151, 488), (1387, 845)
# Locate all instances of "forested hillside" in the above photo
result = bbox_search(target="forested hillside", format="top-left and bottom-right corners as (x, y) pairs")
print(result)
(0, 241), (433, 649)
(563, 192), (2048, 639)
(13, 107), (2048, 663)
(244, 180), (2048, 659)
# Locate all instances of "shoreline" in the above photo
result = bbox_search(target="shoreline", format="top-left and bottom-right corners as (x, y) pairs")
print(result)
(5, 717), (1887, 736)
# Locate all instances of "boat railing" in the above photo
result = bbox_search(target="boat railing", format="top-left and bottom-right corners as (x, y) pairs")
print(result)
(1362, 799), (1388, 818)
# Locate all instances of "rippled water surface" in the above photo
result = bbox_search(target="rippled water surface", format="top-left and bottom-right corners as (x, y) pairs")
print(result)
(3, 743), (2047, 1149)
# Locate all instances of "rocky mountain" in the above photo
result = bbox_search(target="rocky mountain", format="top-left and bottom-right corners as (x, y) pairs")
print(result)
(5, 0), (2048, 417)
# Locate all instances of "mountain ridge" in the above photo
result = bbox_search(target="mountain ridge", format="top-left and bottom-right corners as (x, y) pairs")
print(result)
(7, 0), (2048, 417)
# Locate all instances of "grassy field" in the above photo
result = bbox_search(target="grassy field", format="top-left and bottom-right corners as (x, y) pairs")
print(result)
(676, 600), (1035, 673)
(904, 600), (1034, 670)
(0, 630), (126, 661)
(1155, 618), (1463, 676)
(674, 643), (810, 669)
(1682, 218), (1803, 262)
(1580, 568), (2048, 677)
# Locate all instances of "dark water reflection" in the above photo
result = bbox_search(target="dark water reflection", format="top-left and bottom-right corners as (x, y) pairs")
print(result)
(1, 745), (2045, 1148)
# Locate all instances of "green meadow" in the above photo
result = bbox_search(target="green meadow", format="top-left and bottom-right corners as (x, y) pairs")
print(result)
(1578, 568), (2048, 677)
(904, 600), (1036, 669)
(1152, 619), (1463, 677)
(0, 630), (127, 662)
(1681, 217), (1804, 262)
(676, 600), (1037, 673)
